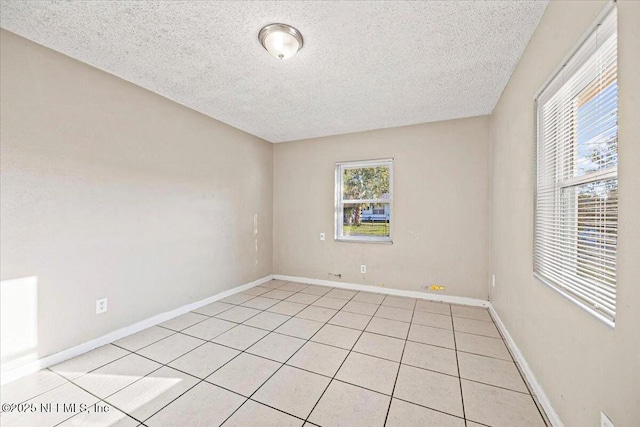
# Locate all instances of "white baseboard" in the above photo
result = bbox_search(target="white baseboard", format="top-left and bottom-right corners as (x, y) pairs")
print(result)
(1, 275), (273, 385)
(488, 305), (563, 427)
(273, 274), (490, 307)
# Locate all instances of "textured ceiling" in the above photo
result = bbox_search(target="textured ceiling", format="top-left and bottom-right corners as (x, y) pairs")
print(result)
(0, 1), (548, 143)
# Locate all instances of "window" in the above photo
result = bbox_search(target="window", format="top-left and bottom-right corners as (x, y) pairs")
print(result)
(335, 159), (393, 243)
(534, 7), (617, 326)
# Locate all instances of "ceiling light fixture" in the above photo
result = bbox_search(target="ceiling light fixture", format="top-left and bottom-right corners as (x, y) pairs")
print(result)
(258, 23), (303, 60)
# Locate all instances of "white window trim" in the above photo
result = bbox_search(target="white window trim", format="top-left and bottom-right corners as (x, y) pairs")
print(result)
(533, 2), (617, 328)
(335, 158), (393, 244)
(532, 1), (616, 102)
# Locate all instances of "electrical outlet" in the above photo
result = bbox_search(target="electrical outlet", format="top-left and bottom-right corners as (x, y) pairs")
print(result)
(320, 233), (325, 241)
(96, 298), (108, 314)
(360, 265), (366, 274)
(601, 412), (614, 427)
(492, 274), (496, 287)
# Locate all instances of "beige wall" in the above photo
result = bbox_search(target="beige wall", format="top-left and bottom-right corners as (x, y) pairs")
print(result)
(273, 116), (491, 299)
(489, 1), (640, 426)
(0, 30), (273, 370)
(3, 3), (638, 423)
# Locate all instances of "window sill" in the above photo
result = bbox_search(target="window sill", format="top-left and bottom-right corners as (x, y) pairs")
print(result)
(533, 272), (615, 329)
(335, 238), (393, 245)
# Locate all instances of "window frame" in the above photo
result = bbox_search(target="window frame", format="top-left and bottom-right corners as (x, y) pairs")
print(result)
(334, 158), (393, 244)
(533, 3), (617, 327)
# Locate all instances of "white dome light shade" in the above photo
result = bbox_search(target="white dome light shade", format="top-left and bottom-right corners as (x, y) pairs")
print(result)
(259, 24), (303, 60)
(263, 31), (299, 60)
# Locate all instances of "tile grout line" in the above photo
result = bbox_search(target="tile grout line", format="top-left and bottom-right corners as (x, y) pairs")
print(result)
(128, 314), (528, 423)
(301, 290), (384, 425)
(46, 367), (144, 427)
(30, 307), (506, 426)
(210, 282), (352, 424)
(218, 286), (366, 425)
(53, 281), (308, 426)
(450, 302), (468, 425)
(487, 309), (551, 427)
(172, 294), (499, 341)
(4, 370), (70, 407)
(137, 290), (517, 424)
(9, 281), (306, 427)
(199, 311), (514, 365)
(28, 299), (506, 425)
(390, 395), (467, 422)
(240, 288), (370, 421)
(57, 356), (198, 426)
(204, 301), (523, 391)
(39, 346), (144, 425)
(9, 281), (513, 426)
(201, 331), (533, 397)
(131, 281), (327, 425)
(382, 298), (415, 426)
(107, 324), (232, 423)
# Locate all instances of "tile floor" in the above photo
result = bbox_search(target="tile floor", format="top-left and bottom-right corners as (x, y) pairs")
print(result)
(0, 280), (549, 427)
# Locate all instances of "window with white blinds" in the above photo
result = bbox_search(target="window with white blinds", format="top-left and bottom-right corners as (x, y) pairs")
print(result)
(534, 7), (618, 326)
